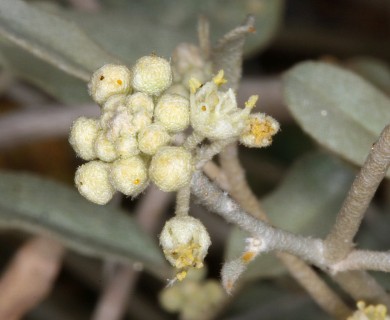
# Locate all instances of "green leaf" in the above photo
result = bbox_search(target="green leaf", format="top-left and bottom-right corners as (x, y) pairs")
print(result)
(0, 0), (120, 81)
(0, 43), (90, 104)
(0, 171), (168, 277)
(346, 56), (390, 95)
(225, 152), (355, 280)
(283, 62), (390, 175)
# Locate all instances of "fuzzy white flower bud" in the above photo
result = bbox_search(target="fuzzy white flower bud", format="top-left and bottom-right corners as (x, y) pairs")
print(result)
(138, 124), (170, 155)
(165, 83), (189, 99)
(155, 94), (190, 132)
(115, 135), (139, 158)
(160, 215), (211, 269)
(75, 161), (115, 205)
(88, 64), (132, 105)
(126, 92), (154, 116)
(69, 117), (99, 160)
(94, 132), (117, 162)
(149, 146), (192, 192)
(132, 55), (172, 96)
(239, 113), (280, 148)
(110, 156), (148, 196)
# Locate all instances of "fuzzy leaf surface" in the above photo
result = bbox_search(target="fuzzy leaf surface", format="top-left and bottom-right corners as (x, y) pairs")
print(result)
(283, 62), (390, 174)
(0, 171), (167, 276)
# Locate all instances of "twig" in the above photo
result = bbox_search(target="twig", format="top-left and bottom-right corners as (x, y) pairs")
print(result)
(0, 236), (65, 320)
(219, 143), (351, 319)
(324, 124), (390, 263)
(332, 250), (390, 273)
(175, 185), (191, 216)
(202, 161), (230, 191)
(92, 185), (173, 320)
(277, 253), (351, 320)
(0, 104), (99, 149)
(191, 170), (324, 265)
(198, 15), (210, 59)
(333, 271), (390, 308)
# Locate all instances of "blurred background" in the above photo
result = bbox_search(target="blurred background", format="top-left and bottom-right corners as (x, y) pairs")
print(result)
(0, 0), (389, 319)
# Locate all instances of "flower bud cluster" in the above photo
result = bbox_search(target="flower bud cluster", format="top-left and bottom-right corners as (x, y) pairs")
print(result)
(159, 268), (225, 320)
(70, 56), (194, 204)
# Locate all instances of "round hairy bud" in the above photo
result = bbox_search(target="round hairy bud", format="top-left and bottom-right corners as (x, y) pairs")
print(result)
(94, 132), (117, 162)
(126, 92), (154, 116)
(138, 124), (170, 155)
(110, 156), (148, 196)
(75, 161), (115, 205)
(239, 113), (280, 148)
(132, 55), (172, 96)
(155, 94), (190, 132)
(149, 146), (192, 192)
(69, 117), (99, 161)
(165, 83), (189, 99)
(159, 285), (184, 313)
(115, 135), (139, 158)
(88, 64), (132, 105)
(159, 215), (211, 269)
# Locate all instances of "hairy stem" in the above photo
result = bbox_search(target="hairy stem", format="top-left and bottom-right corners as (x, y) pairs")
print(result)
(332, 250), (390, 273)
(220, 143), (351, 319)
(191, 171), (324, 265)
(333, 271), (390, 308)
(278, 253), (351, 320)
(325, 124), (390, 263)
(175, 185), (191, 216)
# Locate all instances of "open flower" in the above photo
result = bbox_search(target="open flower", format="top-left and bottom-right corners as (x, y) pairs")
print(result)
(240, 113), (280, 148)
(160, 216), (211, 281)
(189, 71), (254, 140)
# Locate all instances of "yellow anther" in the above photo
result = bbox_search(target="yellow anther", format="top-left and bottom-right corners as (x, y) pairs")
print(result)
(245, 95), (259, 109)
(213, 70), (227, 86)
(189, 77), (202, 93)
(133, 178), (140, 185)
(176, 270), (187, 281)
(241, 251), (255, 263)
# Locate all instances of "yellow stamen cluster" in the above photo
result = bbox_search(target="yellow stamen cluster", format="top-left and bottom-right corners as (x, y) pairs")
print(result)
(348, 301), (389, 320)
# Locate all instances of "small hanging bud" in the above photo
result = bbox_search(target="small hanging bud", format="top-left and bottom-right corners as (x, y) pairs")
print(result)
(110, 156), (148, 196)
(88, 64), (132, 105)
(239, 113), (280, 148)
(75, 161), (115, 205)
(69, 117), (99, 161)
(132, 55), (172, 96)
(155, 94), (190, 132)
(149, 146), (193, 192)
(138, 124), (171, 155)
(160, 215), (211, 271)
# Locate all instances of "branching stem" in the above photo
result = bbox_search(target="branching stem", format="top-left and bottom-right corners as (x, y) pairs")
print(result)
(325, 124), (390, 263)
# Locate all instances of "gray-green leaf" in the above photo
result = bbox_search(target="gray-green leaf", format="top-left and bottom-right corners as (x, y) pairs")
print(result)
(0, 171), (168, 277)
(283, 62), (390, 174)
(0, 0), (119, 81)
(225, 152), (355, 280)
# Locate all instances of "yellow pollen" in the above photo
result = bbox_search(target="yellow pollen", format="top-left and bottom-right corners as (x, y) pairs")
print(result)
(201, 105), (207, 111)
(176, 271), (187, 281)
(213, 70), (227, 86)
(245, 95), (259, 109)
(241, 251), (255, 263)
(250, 118), (275, 145)
(189, 78), (202, 93)
(166, 242), (202, 269)
(133, 178), (140, 185)
(117, 79), (123, 85)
